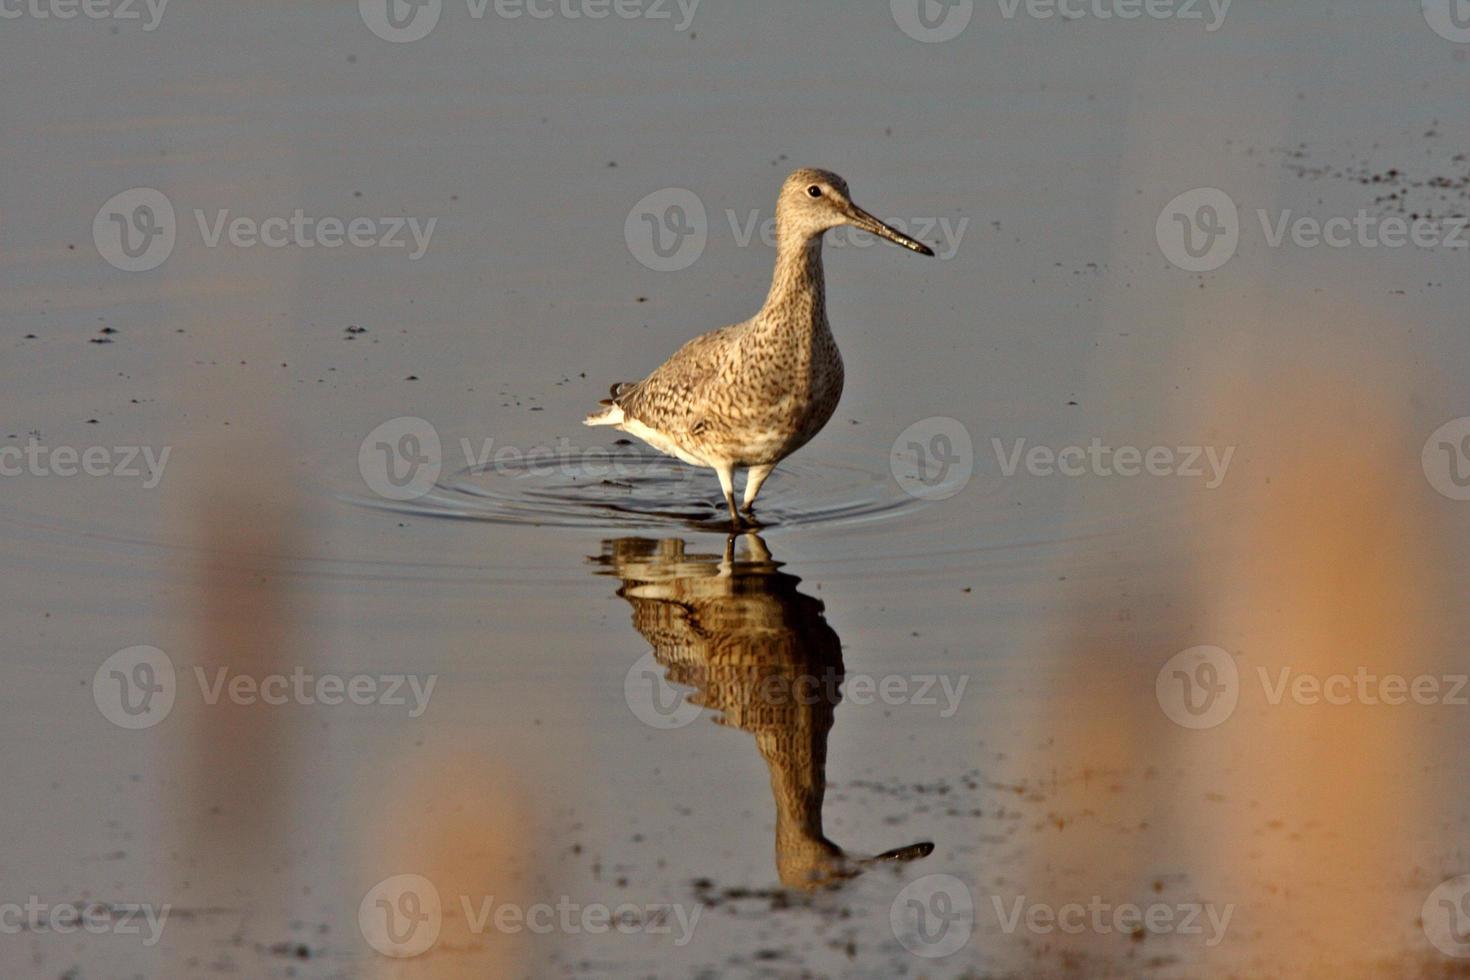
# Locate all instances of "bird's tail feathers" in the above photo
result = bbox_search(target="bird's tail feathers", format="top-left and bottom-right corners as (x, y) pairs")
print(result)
(584, 381), (636, 426)
(583, 400), (625, 426)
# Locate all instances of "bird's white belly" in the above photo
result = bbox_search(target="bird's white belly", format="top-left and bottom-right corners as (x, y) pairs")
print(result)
(618, 416), (711, 468)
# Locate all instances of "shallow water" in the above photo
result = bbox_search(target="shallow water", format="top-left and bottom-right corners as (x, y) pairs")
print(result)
(4, 1), (1470, 977)
(351, 445), (933, 530)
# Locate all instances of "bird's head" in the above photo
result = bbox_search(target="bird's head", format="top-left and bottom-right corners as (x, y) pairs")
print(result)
(775, 168), (935, 256)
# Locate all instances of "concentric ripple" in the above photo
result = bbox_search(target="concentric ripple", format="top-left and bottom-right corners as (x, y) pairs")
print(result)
(345, 444), (929, 531)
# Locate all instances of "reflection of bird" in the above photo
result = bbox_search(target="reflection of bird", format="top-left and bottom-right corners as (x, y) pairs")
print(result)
(592, 534), (933, 889)
(585, 169), (934, 526)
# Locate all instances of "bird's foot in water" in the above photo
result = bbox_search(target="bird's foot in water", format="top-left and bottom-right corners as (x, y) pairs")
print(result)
(733, 506), (766, 530)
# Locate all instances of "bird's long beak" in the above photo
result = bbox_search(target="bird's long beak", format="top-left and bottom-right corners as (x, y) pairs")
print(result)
(846, 204), (936, 256)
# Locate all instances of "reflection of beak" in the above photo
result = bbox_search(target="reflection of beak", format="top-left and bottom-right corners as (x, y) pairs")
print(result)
(787, 840), (935, 890)
(865, 840), (936, 864)
(847, 204), (936, 256)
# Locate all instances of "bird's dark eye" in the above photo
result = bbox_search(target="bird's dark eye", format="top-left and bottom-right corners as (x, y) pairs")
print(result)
(807, 185), (822, 198)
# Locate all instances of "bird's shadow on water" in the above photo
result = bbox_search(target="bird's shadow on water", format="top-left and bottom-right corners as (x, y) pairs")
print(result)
(350, 444), (923, 532)
(590, 532), (935, 895)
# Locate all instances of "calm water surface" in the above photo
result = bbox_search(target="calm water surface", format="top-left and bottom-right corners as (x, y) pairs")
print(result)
(3, 2), (1469, 976)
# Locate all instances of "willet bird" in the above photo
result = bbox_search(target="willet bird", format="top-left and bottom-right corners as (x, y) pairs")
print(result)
(585, 168), (934, 526)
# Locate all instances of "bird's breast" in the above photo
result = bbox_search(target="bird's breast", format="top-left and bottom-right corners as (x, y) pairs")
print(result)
(705, 328), (843, 464)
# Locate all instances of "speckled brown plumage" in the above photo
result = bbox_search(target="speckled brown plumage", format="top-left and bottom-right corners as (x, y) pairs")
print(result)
(586, 168), (933, 524)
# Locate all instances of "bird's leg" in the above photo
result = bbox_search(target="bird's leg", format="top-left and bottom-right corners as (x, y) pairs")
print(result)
(714, 463), (740, 527)
(740, 463), (777, 518)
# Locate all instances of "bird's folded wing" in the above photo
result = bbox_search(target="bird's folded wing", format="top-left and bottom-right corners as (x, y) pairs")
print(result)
(617, 322), (743, 430)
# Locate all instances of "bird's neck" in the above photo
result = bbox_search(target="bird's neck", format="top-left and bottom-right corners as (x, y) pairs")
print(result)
(758, 233), (827, 330)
